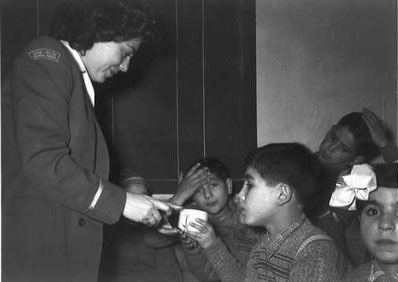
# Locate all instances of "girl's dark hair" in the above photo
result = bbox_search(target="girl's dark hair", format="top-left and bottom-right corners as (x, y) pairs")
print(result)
(50, 0), (158, 53)
(356, 163), (398, 213)
(245, 143), (322, 205)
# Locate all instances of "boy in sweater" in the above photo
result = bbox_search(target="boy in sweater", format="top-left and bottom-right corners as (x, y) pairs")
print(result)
(186, 143), (347, 282)
(170, 157), (261, 281)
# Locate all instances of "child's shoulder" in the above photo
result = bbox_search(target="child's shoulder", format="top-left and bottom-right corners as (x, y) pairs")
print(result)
(294, 216), (331, 241)
(287, 217), (338, 258)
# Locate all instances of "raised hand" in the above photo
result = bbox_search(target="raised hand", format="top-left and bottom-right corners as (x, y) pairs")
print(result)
(362, 107), (389, 148)
(169, 163), (210, 206)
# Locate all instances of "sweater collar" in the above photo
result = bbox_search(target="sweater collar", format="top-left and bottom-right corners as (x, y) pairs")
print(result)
(369, 260), (398, 282)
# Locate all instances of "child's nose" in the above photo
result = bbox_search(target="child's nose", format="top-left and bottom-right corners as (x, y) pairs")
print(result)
(378, 213), (396, 232)
(236, 186), (247, 202)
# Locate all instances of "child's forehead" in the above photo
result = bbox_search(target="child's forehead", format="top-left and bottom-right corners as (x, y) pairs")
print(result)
(244, 167), (260, 178)
(208, 173), (224, 181)
(368, 186), (398, 204)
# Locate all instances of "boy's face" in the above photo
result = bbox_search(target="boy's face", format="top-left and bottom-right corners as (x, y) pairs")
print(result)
(317, 125), (359, 168)
(237, 167), (279, 227)
(360, 187), (398, 266)
(192, 173), (231, 215)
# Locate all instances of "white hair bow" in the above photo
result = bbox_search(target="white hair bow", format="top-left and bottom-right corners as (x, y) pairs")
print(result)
(329, 164), (377, 211)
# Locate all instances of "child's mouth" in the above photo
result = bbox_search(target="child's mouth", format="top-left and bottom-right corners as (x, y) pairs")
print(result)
(376, 239), (397, 246)
(206, 201), (218, 208)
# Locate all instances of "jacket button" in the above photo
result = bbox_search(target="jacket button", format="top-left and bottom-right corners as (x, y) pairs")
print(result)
(78, 218), (86, 226)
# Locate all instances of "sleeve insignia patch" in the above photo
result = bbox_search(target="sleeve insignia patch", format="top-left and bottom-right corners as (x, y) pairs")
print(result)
(28, 48), (61, 63)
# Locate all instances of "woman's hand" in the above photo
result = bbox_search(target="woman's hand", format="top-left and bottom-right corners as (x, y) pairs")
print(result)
(123, 193), (171, 227)
(185, 219), (217, 249)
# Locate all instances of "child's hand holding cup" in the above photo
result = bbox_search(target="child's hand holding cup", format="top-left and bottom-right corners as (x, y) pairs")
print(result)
(178, 208), (208, 232)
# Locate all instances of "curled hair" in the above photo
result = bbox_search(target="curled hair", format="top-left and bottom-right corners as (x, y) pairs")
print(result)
(50, 0), (159, 53)
(245, 143), (321, 204)
(337, 112), (379, 161)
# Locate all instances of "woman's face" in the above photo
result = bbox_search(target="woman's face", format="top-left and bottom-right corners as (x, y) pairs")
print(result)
(81, 38), (142, 83)
(360, 187), (398, 266)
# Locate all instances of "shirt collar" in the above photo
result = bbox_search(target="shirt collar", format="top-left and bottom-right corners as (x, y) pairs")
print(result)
(370, 260), (398, 282)
(60, 41), (95, 106)
(263, 214), (306, 257)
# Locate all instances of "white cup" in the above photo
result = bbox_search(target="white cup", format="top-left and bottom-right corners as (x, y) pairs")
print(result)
(178, 209), (208, 232)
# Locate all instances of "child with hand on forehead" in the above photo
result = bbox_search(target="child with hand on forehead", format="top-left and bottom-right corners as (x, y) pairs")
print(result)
(335, 163), (398, 282)
(185, 143), (347, 282)
(170, 157), (261, 282)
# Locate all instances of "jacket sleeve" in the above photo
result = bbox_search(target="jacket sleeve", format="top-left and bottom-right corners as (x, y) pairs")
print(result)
(11, 43), (125, 224)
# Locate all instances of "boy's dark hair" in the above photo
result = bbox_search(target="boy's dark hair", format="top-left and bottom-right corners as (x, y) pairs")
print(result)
(245, 143), (321, 205)
(356, 163), (398, 213)
(337, 112), (379, 161)
(50, 0), (158, 53)
(187, 157), (230, 181)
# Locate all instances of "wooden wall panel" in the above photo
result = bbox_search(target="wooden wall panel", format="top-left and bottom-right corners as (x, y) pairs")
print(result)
(204, 0), (256, 183)
(176, 0), (206, 172)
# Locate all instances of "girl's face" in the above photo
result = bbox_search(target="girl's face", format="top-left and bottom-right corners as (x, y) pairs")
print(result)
(192, 173), (231, 215)
(81, 38), (142, 83)
(360, 187), (398, 266)
(237, 167), (279, 228)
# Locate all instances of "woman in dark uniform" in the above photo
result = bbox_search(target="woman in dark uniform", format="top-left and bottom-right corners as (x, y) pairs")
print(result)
(2, 1), (171, 281)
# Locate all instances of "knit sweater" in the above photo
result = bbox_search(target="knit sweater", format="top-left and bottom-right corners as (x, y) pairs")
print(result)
(342, 260), (398, 282)
(313, 208), (371, 267)
(203, 215), (347, 282)
(183, 200), (262, 281)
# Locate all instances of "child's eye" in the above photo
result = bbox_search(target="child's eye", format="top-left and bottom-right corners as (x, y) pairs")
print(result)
(365, 207), (379, 216)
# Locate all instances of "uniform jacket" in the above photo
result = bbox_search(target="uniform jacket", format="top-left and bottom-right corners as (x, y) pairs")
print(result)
(2, 36), (126, 282)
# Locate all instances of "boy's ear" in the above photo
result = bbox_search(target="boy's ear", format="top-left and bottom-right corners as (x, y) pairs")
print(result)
(226, 178), (233, 194)
(277, 184), (292, 206)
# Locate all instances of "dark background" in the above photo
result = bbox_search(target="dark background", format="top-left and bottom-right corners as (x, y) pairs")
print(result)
(1, 0), (257, 194)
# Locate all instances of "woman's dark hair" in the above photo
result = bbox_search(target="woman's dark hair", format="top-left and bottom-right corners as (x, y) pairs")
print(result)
(50, 0), (158, 53)
(245, 143), (322, 205)
(356, 163), (398, 213)
(337, 112), (379, 161)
